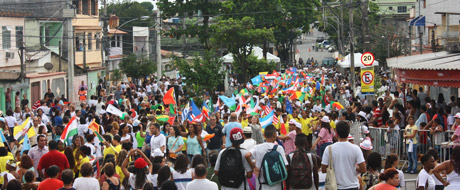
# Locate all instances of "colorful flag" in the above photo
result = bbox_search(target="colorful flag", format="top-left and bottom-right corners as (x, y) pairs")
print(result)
(202, 102), (210, 120)
(190, 99), (202, 120)
(106, 104), (124, 117)
(214, 98), (220, 113)
(61, 116), (78, 141)
(13, 117), (35, 144)
(156, 115), (170, 122)
(168, 116), (175, 125)
(163, 87), (176, 105)
(286, 100), (293, 114)
(246, 82), (253, 90)
(182, 103), (191, 123)
(251, 75), (262, 85)
(21, 133), (30, 156)
(219, 95), (236, 111)
(259, 110), (274, 129)
(88, 119), (99, 133)
(169, 104), (176, 115)
(273, 115), (279, 125)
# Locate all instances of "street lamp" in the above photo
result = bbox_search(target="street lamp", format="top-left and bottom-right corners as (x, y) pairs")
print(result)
(112, 16), (150, 35)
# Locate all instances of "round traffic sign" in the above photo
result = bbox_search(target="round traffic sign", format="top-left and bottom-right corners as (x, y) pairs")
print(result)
(361, 52), (375, 66)
(361, 71), (374, 84)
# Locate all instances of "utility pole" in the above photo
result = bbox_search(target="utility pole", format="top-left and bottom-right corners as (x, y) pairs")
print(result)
(349, 0), (355, 92)
(362, 0), (370, 52)
(67, 18), (75, 102)
(155, 9), (162, 78)
(83, 31), (87, 69)
(431, 24), (436, 52)
(103, 0), (109, 86)
(59, 41), (62, 71)
(183, 13), (187, 57)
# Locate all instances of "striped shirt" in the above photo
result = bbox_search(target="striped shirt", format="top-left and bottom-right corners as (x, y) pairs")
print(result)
(172, 169), (193, 190)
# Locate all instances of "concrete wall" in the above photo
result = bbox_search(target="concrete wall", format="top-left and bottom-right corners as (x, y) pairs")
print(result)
(87, 71), (99, 97)
(73, 74), (87, 102)
(0, 17), (24, 70)
(24, 19), (41, 51)
(375, 0), (416, 16)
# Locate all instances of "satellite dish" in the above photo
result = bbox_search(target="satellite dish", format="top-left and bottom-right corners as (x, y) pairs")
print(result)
(44, 62), (54, 71)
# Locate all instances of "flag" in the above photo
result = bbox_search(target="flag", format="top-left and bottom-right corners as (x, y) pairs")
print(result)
(208, 98), (213, 113)
(168, 116), (175, 125)
(88, 119), (99, 133)
(192, 114), (204, 122)
(106, 104), (124, 117)
(202, 102), (210, 120)
(13, 117), (35, 144)
(219, 95), (236, 111)
(316, 81), (321, 90)
(321, 75), (325, 86)
(61, 116), (78, 141)
(280, 123), (287, 136)
(21, 133), (30, 156)
(0, 129), (7, 144)
(264, 103), (272, 116)
(246, 98), (259, 116)
(156, 115), (170, 122)
(273, 115), (279, 125)
(32, 100), (41, 110)
(251, 75), (262, 85)
(265, 74), (277, 80)
(190, 99), (202, 120)
(92, 130), (105, 143)
(272, 70), (280, 77)
(169, 104), (176, 115)
(286, 100), (293, 114)
(163, 87), (176, 105)
(246, 82), (253, 90)
(182, 103), (191, 123)
(259, 110), (274, 129)
(214, 98), (220, 113)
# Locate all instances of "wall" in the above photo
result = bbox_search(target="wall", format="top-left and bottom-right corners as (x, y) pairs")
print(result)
(28, 73), (67, 101)
(0, 17), (24, 70)
(375, 0), (416, 16)
(24, 19), (41, 51)
(87, 70), (98, 96)
(73, 74), (87, 103)
(0, 80), (29, 112)
(73, 14), (102, 68)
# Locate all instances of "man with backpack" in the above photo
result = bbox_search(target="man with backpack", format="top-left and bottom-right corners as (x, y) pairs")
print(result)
(287, 133), (319, 190)
(245, 124), (288, 190)
(215, 127), (253, 190)
(321, 121), (366, 190)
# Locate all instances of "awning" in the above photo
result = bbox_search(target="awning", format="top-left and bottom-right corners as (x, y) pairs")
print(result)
(409, 16), (425, 26)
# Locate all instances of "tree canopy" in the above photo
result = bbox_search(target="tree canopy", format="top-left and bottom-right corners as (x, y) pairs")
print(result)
(119, 54), (157, 80)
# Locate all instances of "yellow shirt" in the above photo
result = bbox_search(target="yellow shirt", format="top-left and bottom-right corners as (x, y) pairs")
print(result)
(300, 118), (312, 135)
(241, 119), (249, 128)
(405, 125), (418, 144)
(77, 156), (90, 171)
(0, 155), (14, 185)
(330, 120), (336, 129)
(103, 145), (121, 159)
(116, 165), (125, 182)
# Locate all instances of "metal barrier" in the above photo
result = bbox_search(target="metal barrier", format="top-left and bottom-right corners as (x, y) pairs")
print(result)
(367, 126), (457, 164)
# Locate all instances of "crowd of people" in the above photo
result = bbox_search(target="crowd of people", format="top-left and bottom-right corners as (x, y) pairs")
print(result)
(0, 64), (460, 190)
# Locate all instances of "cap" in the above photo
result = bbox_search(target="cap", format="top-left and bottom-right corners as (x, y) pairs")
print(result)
(274, 96), (279, 99)
(288, 119), (301, 129)
(6, 160), (16, 168)
(455, 113), (460, 118)
(134, 158), (148, 169)
(321, 116), (330, 123)
(360, 140), (373, 150)
(230, 128), (244, 145)
(243, 127), (252, 133)
(358, 111), (366, 119)
(348, 134), (354, 140)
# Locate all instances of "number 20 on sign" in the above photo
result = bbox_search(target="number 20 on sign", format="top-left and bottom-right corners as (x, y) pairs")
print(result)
(361, 52), (374, 66)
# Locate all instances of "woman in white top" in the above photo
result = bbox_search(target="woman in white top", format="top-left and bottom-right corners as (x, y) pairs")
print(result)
(433, 146), (460, 190)
(417, 154), (436, 190)
(383, 154), (405, 189)
(121, 149), (152, 190)
(172, 154), (193, 190)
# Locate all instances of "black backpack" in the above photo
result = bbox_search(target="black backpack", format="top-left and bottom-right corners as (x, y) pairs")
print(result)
(288, 150), (313, 189)
(218, 147), (246, 189)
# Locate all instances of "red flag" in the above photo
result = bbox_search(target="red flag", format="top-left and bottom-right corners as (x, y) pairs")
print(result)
(167, 116), (175, 125)
(273, 70), (280, 77)
(163, 87), (176, 105)
(280, 123), (287, 135)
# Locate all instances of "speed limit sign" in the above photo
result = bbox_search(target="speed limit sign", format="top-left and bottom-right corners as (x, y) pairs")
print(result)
(361, 52), (374, 66)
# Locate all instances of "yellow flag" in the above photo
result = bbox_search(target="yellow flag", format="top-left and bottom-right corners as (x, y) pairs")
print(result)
(13, 117), (36, 144)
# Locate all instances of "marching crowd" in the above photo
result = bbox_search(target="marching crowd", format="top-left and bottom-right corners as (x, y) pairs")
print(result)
(0, 64), (460, 190)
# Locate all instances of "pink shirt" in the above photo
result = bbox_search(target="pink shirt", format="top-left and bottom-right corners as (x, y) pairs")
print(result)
(284, 131), (296, 155)
(318, 128), (334, 145)
(454, 126), (460, 143)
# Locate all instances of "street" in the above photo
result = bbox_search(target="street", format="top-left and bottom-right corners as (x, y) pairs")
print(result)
(296, 28), (334, 65)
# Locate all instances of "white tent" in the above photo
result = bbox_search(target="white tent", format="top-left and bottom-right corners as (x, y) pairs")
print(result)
(222, 46), (281, 63)
(338, 53), (379, 68)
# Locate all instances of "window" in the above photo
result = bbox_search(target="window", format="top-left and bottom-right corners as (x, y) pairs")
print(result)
(397, 6), (407, 13)
(388, 6), (393, 10)
(76, 33), (84, 51)
(82, 0), (89, 15)
(110, 35), (121, 47)
(15, 26), (23, 48)
(87, 33), (92, 50)
(95, 33), (100, 50)
(91, 0), (97, 15)
(72, 0), (80, 14)
(2, 26), (11, 49)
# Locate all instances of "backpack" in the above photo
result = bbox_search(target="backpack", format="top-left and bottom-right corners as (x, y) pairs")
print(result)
(259, 145), (288, 189)
(288, 150), (313, 189)
(218, 147), (246, 189)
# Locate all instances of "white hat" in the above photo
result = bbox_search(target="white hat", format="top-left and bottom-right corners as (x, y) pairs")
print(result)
(288, 119), (302, 129)
(360, 140), (373, 150)
(306, 101), (311, 104)
(295, 102), (301, 107)
(358, 111), (366, 118)
(348, 134), (354, 140)
(278, 91), (283, 95)
(243, 127), (252, 133)
(274, 96), (279, 99)
(454, 113), (460, 118)
(260, 99), (265, 104)
(361, 125), (369, 132)
(321, 116), (330, 123)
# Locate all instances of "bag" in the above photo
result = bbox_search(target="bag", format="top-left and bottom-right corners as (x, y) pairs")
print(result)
(218, 147), (246, 188)
(259, 145), (288, 188)
(168, 137), (180, 159)
(288, 150), (313, 189)
(325, 145), (337, 190)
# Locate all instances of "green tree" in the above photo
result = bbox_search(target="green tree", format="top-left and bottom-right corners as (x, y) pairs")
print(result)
(158, 0), (223, 49)
(102, 1), (154, 27)
(233, 54), (277, 80)
(173, 51), (224, 96)
(119, 54), (157, 80)
(210, 17), (274, 83)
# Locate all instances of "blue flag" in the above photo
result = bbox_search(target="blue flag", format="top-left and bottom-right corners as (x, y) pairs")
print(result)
(259, 110), (274, 129)
(219, 95), (237, 111)
(190, 99), (202, 121)
(286, 100), (293, 114)
(0, 129), (7, 144)
(251, 75), (262, 85)
(21, 133), (30, 156)
(316, 81), (321, 90)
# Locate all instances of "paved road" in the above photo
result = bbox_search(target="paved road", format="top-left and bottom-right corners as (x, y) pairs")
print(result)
(295, 28), (334, 65)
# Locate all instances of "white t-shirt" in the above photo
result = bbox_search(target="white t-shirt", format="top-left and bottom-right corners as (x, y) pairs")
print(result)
(73, 177), (100, 190)
(0, 172), (16, 182)
(417, 169), (435, 190)
(147, 174), (158, 189)
(321, 142), (365, 189)
(87, 99), (97, 107)
(186, 179), (219, 190)
(249, 142), (288, 190)
(84, 142), (96, 159)
(215, 148), (252, 190)
(240, 139), (257, 151)
(146, 84), (152, 93)
(5, 116), (16, 128)
(172, 169), (193, 190)
(312, 104), (322, 113)
(150, 133), (166, 157)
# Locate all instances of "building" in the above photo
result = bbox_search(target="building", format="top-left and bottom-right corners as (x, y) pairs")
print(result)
(373, 0), (416, 17)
